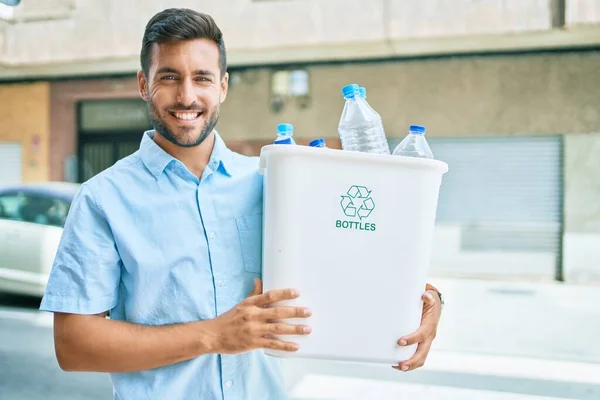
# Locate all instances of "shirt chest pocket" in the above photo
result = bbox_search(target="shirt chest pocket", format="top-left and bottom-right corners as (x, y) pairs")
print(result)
(235, 213), (263, 274)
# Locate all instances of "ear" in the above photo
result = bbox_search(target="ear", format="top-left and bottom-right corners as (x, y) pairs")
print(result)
(219, 72), (229, 104)
(137, 70), (148, 100)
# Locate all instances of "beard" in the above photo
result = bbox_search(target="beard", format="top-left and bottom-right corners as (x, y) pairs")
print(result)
(147, 99), (220, 148)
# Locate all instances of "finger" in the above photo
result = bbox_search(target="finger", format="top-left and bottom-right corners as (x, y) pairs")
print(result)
(397, 339), (433, 372)
(247, 288), (300, 307)
(263, 323), (312, 336)
(397, 325), (429, 346)
(422, 291), (436, 308)
(247, 278), (263, 298)
(258, 338), (299, 352)
(261, 305), (312, 320)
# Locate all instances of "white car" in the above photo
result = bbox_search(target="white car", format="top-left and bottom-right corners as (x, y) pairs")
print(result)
(0, 182), (80, 297)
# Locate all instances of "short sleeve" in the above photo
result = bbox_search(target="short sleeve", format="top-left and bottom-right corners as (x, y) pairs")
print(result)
(40, 183), (121, 314)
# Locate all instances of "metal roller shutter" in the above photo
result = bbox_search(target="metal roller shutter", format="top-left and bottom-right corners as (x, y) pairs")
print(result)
(389, 135), (563, 279)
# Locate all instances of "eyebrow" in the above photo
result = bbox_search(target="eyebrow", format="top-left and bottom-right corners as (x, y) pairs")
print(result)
(156, 67), (216, 78)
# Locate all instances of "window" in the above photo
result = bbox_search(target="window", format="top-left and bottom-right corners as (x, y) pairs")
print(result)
(0, 193), (22, 220)
(0, 192), (70, 227)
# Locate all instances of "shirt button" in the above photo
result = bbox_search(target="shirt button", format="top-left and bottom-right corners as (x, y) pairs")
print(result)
(225, 380), (233, 388)
(217, 279), (224, 287)
(209, 232), (216, 240)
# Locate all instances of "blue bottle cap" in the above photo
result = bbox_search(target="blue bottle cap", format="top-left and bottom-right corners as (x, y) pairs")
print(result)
(409, 125), (426, 134)
(273, 136), (293, 145)
(308, 138), (326, 148)
(342, 84), (360, 99)
(359, 87), (366, 98)
(277, 123), (294, 134)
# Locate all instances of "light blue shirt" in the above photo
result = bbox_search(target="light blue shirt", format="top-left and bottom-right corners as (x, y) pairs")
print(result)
(40, 131), (286, 400)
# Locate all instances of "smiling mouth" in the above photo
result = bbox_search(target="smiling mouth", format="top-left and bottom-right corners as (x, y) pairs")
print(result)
(170, 111), (202, 121)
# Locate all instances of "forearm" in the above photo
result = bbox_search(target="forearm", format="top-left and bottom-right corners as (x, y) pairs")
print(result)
(54, 313), (219, 373)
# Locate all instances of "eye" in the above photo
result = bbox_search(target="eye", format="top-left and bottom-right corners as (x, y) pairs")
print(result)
(161, 75), (178, 81)
(195, 77), (211, 82)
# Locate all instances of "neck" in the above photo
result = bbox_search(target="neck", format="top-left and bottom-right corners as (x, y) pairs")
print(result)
(153, 130), (215, 179)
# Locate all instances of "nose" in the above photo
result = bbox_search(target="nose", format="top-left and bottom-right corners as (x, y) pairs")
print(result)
(176, 78), (196, 107)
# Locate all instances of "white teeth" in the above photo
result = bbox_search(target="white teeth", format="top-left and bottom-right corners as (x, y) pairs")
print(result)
(174, 112), (200, 120)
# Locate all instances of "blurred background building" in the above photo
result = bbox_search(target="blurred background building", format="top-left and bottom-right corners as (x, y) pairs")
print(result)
(1, 0), (599, 284)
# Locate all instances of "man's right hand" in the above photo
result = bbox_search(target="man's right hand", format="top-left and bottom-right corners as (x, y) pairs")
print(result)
(207, 278), (312, 354)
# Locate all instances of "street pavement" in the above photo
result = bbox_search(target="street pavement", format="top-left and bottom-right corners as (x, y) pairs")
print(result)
(0, 295), (111, 400)
(1, 277), (599, 399)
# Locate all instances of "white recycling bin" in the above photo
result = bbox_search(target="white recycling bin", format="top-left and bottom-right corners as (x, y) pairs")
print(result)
(259, 144), (448, 364)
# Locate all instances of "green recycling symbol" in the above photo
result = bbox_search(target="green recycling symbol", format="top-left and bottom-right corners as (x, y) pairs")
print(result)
(340, 185), (375, 220)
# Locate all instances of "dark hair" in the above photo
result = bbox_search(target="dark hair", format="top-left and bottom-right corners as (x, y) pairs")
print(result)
(141, 8), (227, 77)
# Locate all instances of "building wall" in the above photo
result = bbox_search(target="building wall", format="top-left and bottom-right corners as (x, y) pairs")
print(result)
(0, 82), (50, 182)
(218, 51), (600, 142)
(568, 0), (600, 24)
(49, 77), (139, 181)
(563, 133), (600, 284)
(45, 50), (600, 179)
(1, 0), (553, 66)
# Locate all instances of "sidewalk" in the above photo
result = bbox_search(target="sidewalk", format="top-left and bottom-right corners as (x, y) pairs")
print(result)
(428, 277), (600, 364)
(283, 351), (600, 399)
(282, 277), (600, 399)
(288, 374), (575, 400)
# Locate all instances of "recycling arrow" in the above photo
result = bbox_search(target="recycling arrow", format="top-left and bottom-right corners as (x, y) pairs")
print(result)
(340, 185), (375, 220)
(357, 197), (375, 220)
(340, 195), (357, 217)
(347, 185), (371, 199)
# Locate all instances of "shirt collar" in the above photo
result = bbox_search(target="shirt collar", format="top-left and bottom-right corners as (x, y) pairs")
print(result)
(209, 131), (234, 177)
(139, 130), (234, 179)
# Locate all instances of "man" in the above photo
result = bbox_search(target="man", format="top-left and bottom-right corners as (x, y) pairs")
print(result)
(40, 8), (443, 400)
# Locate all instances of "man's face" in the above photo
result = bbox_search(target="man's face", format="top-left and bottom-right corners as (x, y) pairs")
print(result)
(138, 39), (228, 147)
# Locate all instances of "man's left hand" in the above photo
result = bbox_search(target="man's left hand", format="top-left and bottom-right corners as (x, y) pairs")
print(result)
(392, 288), (442, 372)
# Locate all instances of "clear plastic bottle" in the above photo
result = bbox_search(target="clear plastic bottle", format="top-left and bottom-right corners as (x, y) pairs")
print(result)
(359, 87), (367, 99)
(276, 123), (295, 144)
(392, 125), (434, 159)
(337, 84), (390, 155)
(308, 138), (327, 148)
(358, 87), (380, 119)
